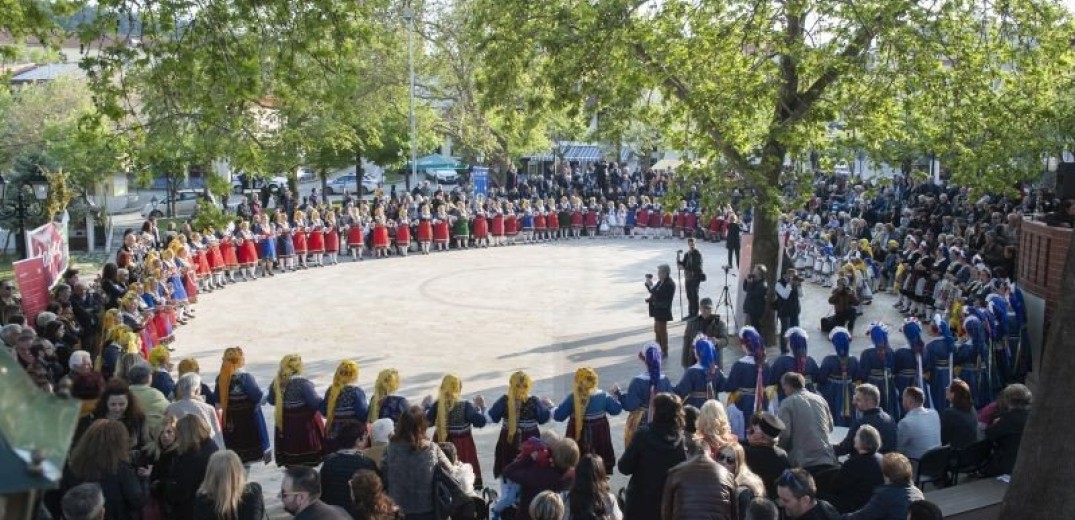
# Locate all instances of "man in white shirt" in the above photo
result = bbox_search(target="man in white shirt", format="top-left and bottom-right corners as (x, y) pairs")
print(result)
(897, 386), (941, 460)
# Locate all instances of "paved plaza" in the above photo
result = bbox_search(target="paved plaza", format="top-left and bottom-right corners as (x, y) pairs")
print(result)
(173, 237), (911, 514)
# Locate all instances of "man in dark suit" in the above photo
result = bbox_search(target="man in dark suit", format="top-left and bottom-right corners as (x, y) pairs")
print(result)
(677, 237), (705, 320)
(646, 264), (676, 358)
(280, 466), (352, 520)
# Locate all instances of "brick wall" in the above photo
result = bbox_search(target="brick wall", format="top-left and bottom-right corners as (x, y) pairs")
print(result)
(1018, 219), (1072, 331)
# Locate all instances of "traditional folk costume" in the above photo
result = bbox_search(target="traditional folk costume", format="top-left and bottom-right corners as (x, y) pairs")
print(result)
(558, 204), (572, 238)
(661, 210), (674, 238)
(674, 337), (726, 409)
(417, 206), (434, 254)
(394, 209), (411, 256)
(570, 205), (584, 237)
(220, 234), (240, 273)
(320, 360), (369, 454)
(307, 212), (326, 255)
(346, 209), (367, 259)
(958, 313), (991, 408)
(546, 204), (561, 239)
(453, 204), (471, 249)
(769, 327), (820, 401)
(428, 375), (488, 488)
(533, 207), (546, 241)
(619, 344), (673, 447)
(819, 327), (859, 427)
(253, 217), (277, 276)
(324, 213), (341, 262)
(504, 203), (519, 242)
(276, 215), (296, 266)
(488, 371), (551, 478)
(553, 367), (622, 475)
(925, 316), (956, 413)
(292, 211), (309, 267)
(519, 202), (534, 243)
(895, 318), (931, 408)
(490, 204), (505, 245)
(368, 368), (410, 423)
(472, 205), (489, 247)
(858, 322), (902, 421)
(268, 355), (325, 467)
(433, 209), (451, 250)
(372, 211), (391, 256)
(723, 326), (771, 422)
(584, 206), (598, 237)
(624, 200), (637, 236)
(647, 206), (663, 236)
(215, 347), (270, 463)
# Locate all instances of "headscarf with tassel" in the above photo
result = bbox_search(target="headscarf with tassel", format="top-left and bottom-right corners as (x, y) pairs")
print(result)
(273, 355), (303, 431)
(217, 347), (245, 423)
(739, 326), (766, 413)
(902, 318), (927, 392)
(829, 326), (853, 420)
(572, 367), (599, 439)
(436, 374), (462, 442)
(506, 371), (531, 443)
(785, 327), (809, 375)
(368, 369), (400, 423)
(326, 360), (360, 430)
(694, 336), (718, 398)
(640, 343), (662, 423)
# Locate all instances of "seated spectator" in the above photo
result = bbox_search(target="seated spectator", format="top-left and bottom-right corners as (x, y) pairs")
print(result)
(382, 406), (452, 519)
(662, 440), (736, 520)
(828, 425), (884, 513)
(194, 450), (264, 520)
(563, 454), (621, 520)
(984, 384), (1031, 476)
(833, 385), (896, 457)
(320, 423), (379, 516)
(842, 453), (923, 520)
(54, 420), (145, 520)
(775, 469), (840, 520)
(61, 483), (106, 520)
(717, 443), (767, 519)
(743, 412), (791, 499)
(528, 490), (565, 520)
(279, 466), (352, 519)
(907, 500), (944, 520)
(127, 362), (170, 437)
(745, 497), (779, 520)
(167, 415), (220, 519)
(364, 417), (395, 467)
(349, 469), (403, 520)
(940, 380), (978, 449)
(896, 387), (940, 461)
(164, 372), (225, 449)
(73, 380), (149, 458)
(439, 442), (477, 497)
(67, 350), (105, 416)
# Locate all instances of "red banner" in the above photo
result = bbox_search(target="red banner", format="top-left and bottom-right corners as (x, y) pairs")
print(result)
(25, 222), (67, 289)
(13, 257), (50, 321)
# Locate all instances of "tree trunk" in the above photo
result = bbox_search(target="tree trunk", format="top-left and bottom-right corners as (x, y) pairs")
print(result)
(998, 229), (1075, 518)
(319, 168), (329, 200)
(750, 154), (784, 347)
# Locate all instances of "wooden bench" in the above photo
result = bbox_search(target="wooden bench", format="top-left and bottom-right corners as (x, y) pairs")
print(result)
(924, 477), (1007, 520)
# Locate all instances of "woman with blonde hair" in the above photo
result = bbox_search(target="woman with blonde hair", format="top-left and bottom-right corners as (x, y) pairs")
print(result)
(716, 442), (766, 519)
(307, 208), (326, 266)
(194, 450), (265, 520)
(149, 345), (175, 398)
(488, 371), (551, 478)
(424, 374), (488, 488)
(324, 209), (342, 264)
(368, 368), (410, 423)
(214, 347), (269, 464)
(167, 415), (220, 519)
(320, 360), (369, 453)
(552, 367), (622, 474)
(292, 209), (310, 268)
(268, 354), (325, 466)
(696, 399), (740, 456)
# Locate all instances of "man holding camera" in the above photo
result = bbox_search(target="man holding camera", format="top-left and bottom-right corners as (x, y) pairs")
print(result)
(646, 265), (676, 358)
(775, 269), (803, 354)
(677, 238), (705, 320)
(681, 297), (728, 369)
(828, 276), (860, 334)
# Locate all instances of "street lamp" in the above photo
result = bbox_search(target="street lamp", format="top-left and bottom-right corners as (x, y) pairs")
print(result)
(0, 173), (50, 259)
(403, 4), (418, 192)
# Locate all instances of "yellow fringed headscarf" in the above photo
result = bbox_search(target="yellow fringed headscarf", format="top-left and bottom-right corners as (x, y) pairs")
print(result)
(273, 355), (303, 431)
(149, 346), (170, 369)
(572, 368), (599, 439)
(506, 371), (531, 443)
(217, 347), (245, 422)
(368, 369), (400, 423)
(436, 374), (462, 442)
(326, 360), (360, 430)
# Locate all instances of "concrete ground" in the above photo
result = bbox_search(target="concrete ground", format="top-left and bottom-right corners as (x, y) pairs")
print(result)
(172, 235), (913, 516)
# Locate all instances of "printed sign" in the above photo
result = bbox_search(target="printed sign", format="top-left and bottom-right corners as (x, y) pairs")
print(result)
(13, 257), (49, 322)
(472, 167), (489, 197)
(24, 221), (68, 289)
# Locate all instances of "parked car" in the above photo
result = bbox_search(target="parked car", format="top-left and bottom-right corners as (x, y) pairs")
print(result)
(141, 190), (238, 218)
(232, 174), (289, 194)
(425, 169), (459, 185)
(325, 175), (379, 195)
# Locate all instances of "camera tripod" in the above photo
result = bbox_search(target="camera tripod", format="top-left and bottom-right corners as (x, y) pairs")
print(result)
(715, 265), (737, 330)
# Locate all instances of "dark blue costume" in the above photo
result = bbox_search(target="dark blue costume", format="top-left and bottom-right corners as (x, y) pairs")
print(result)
(372, 394), (410, 422)
(819, 327), (859, 427)
(254, 221), (277, 260)
(215, 371), (270, 463)
(320, 385), (369, 452)
(894, 318), (930, 409)
(723, 326), (770, 418)
(987, 293), (1013, 387)
(674, 338), (725, 408)
(1008, 285), (1031, 381)
(768, 327), (819, 401)
(925, 318), (956, 413)
(858, 323), (902, 421)
(958, 315), (992, 408)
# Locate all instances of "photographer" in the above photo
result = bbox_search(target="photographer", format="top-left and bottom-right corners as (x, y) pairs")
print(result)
(681, 298), (728, 369)
(828, 276), (860, 334)
(645, 265), (676, 358)
(774, 269), (802, 354)
(742, 265), (768, 328)
(677, 238), (706, 319)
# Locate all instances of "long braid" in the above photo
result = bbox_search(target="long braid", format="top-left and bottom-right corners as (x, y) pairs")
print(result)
(326, 360), (359, 430)
(506, 371), (531, 443)
(572, 368), (599, 439)
(274, 355), (303, 431)
(436, 374), (462, 442)
(368, 369), (400, 423)
(217, 347), (244, 424)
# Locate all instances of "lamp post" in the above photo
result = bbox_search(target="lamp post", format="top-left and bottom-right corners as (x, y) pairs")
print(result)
(403, 4), (418, 192)
(0, 173), (50, 259)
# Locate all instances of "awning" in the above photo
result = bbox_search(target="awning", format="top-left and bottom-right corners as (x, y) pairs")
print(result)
(619, 148), (637, 163)
(560, 143), (602, 162)
(651, 159), (683, 171)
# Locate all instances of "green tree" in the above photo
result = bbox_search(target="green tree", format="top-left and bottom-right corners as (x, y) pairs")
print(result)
(472, 0), (1071, 343)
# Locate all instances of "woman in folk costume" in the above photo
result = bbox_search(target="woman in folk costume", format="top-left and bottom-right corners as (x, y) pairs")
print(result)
(433, 205), (451, 251)
(723, 326), (771, 428)
(204, 231), (227, 287)
(926, 315), (956, 413)
(684, 204), (698, 239)
(818, 327), (859, 427)
(957, 311), (992, 408)
(306, 208), (326, 266)
(135, 280), (170, 345)
(267, 354), (324, 467)
(603, 201), (618, 237)
(320, 360), (369, 454)
(323, 209), (341, 264)
(558, 198), (573, 239)
(569, 199), (584, 238)
(415, 203), (433, 254)
(292, 210), (310, 268)
(149, 345), (176, 399)
(189, 232), (213, 292)
(367, 368), (410, 422)
(472, 200), (489, 247)
(623, 198), (636, 237)
(490, 201), (506, 246)
(552, 367), (623, 474)
(895, 317), (931, 408)
(488, 371), (551, 478)
(234, 220), (260, 280)
(674, 336), (726, 409)
(346, 205), (367, 260)
(214, 347), (269, 464)
(674, 201), (688, 238)
(532, 201), (547, 241)
(220, 229), (241, 281)
(616, 343), (673, 447)
(858, 322), (902, 420)
(661, 205), (675, 238)
(648, 203), (664, 237)
(159, 248), (191, 308)
(546, 199), (561, 240)
(253, 213), (277, 277)
(583, 201), (598, 237)
(371, 208), (390, 257)
(518, 199), (534, 243)
(393, 207), (411, 257)
(453, 201), (471, 249)
(425, 374), (489, 488)
(635, 199), (651, 238)
(276, 211), (297, 271)
(504, 201), (519, 244)
(171, 240), (200, 304)
(768, 327), (820, 401)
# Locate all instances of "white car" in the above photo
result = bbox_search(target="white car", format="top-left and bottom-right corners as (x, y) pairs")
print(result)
(426, 169), (459, 185)
(141, 189), (217, 218)
(232, 174), (289, 194)
(325, 174), (379, 195)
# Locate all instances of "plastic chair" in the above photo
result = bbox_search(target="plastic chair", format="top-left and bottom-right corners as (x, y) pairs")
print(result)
(915, 445), (952, 490)
(948, 439), (993, 485)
